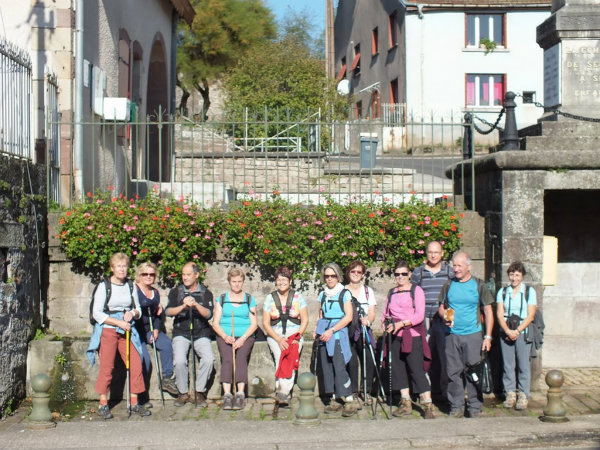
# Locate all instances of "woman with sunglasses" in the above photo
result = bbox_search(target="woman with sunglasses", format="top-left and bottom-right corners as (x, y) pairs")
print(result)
(314, 262), (358, 417)
(382, 260), (435, 419)
(134, 262), (179, 404)
(345, 260), (377, 404)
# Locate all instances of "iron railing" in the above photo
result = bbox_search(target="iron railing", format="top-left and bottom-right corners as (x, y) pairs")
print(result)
(45, 71), (60, 205)
(0, 37), (32, 159)
(53, 107), (474, 208)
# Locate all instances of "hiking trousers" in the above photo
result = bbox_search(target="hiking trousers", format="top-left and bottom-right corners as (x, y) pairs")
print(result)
(267, 334), (304, 396)
(319, 340), (352, 398)
(500, 333), (532, 397)
(173, 335), (214, 393)
(445, 332), (483, 414)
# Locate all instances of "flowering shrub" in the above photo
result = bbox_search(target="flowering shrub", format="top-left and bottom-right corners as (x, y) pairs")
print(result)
(58, 192), (222, 285)
(59, 191), (462, 285)
(224, 194), (462, 282)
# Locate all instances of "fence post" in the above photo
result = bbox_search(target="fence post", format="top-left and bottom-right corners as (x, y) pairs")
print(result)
(501, 91), (519, 150)
(462, 112), (473, 160)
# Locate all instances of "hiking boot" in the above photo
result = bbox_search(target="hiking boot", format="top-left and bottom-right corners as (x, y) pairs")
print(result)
(392, 397), (412, 417)
(467, 409), (482, 418)
(130, 403), (151, 417)
(195, 391), (208, 408)
(324, 401), (343, 414)
(503, 391), (517, 408)
(174, 393), (191, 407)
(515, 392), (528, 410)
(222, 393), (233, 410)
(423, 401), (435, 419)
(354, 394), (362, 410)
(161, 377), (179, 396)
(233, 393), (245, 410)
(276, 392), (289, 407)
(141, 401), (153, 409)
(448, 409), (464, 418)
(97, 404), (113, 420)
(342, 399), (358, 417)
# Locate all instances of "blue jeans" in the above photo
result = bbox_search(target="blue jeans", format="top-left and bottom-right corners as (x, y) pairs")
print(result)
(500, 333), (532, 397)
(140, 330), (174, 383)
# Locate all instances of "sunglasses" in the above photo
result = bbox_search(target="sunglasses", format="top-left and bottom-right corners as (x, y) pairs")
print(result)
(324, 274), (338, 279)
(141, 273), (156, 278)
(349, 270), (363, 275)
(394, 272), (409, 277)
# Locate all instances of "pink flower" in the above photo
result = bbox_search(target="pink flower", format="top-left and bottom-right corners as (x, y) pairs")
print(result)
(409, 249), (415, 254)
(181, 237), (187, 242)
(133, 250), (138, 255)
(208, 222), (214, 227)
(193, 254), (199, 259)
(96, 199), (103, 204)
(350, 252), (357, 257)
(324, 233), (333, 240)
(254, 210), (262, 217)
(132, 237), (138, 243)
(423, 232), (430, 237)
(315, 220), (322, 225)
(87, 225), (93, 230)
(318, 239), (324, 244)
(108, 224), (113, 229)
(310, 236), (316, 240)
(205, 236), (211, 240)
(190, 221), (195, 225)
(341, 251), (347, 256)
(319, 186), (326, 193)
(405, 226), (411, 230)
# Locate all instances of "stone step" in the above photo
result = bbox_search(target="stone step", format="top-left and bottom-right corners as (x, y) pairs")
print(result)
(522, 135), (600, 151)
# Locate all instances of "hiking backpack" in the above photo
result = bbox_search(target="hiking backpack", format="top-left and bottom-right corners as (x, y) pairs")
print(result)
(270, 290), (301, 334)
(89, 277), (135, 325)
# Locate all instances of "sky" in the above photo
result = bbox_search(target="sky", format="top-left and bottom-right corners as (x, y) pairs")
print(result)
(263, 0), (327, 37)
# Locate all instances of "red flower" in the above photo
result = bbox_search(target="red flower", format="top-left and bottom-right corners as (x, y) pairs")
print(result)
(264, 249), (270, 254)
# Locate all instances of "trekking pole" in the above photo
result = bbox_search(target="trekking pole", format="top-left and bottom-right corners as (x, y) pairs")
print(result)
(365, 329), (389, 420)
(147, 306), (165, 408)
(231, 309), (236, 396)
(126, 328), (131, 418)
(388, 326), (392, 418)
(190, 306), (197, 408)
(361, 323), (368, 406)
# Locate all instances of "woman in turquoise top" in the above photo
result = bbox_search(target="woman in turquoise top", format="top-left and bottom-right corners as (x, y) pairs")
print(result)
(212, 267), (258, 410)
(496, 261), (537, 411)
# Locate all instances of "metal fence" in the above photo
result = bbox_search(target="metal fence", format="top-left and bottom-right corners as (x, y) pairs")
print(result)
(0, 37), (31, 159)
(55, 106), (482, 208)
(45, 71), (60, 205)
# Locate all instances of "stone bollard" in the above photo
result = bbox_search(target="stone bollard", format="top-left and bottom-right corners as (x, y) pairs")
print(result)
(294, 372), (320, 425)
(541, 369), (569, 423)
(27, 373), (56, 429)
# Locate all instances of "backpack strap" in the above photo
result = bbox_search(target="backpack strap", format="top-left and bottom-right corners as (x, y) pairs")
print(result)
(271, 289), (297, 334)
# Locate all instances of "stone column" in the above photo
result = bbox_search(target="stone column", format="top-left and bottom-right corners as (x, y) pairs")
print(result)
(537, 0), (600, 117)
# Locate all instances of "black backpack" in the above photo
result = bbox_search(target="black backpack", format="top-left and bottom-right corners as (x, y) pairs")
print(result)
(89, 277), (135, 325)
(270, 290), (301, 334)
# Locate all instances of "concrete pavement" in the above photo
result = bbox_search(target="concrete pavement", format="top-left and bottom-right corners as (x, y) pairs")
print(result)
(1, 368), (599, 450)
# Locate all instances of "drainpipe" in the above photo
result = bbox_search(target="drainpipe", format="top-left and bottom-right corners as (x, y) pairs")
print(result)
(74, 0), (84, 201)
(397, 0), (425, 19)
(170, 9), (178, 183)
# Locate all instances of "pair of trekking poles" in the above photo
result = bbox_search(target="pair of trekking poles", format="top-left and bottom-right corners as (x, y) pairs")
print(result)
(355, 307), (392, 420)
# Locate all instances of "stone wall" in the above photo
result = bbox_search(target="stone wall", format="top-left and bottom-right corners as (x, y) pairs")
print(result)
(0, 155), (47, 417)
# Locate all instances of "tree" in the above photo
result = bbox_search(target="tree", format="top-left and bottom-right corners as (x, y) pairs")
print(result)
(177, 0), (276, 119)
(279, 7), (325, 58)
(221, 37), (347, 151)
(222, 38), (345, 118)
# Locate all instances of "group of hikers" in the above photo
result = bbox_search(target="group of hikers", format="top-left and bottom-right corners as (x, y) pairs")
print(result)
(87, 240), (538, 420)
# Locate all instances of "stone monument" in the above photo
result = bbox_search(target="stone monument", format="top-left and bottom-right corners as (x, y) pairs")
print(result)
(451, 0), (600, 384)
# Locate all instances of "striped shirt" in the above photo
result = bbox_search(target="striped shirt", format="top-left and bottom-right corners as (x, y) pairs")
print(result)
(411, 263), (454, 319)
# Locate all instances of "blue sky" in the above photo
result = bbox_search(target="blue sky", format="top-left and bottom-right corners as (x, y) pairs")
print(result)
(263, 0), (326, 37)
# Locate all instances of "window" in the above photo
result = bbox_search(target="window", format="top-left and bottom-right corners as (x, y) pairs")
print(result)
(351, 44), (361, 77)
(388, 12), (398, 48)
(390, 78), (399, 104)
(466, 74), (505, 107)
(522, 91), (536, 104)
(355, 100), (363, 119)
(337, 57), (347, 81)
(372, 27), (379, 55)
(370, 90), (381, 119)
(466, 14), (505, 47)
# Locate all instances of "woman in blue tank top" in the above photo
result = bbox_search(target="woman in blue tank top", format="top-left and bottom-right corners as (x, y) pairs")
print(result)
(212, 268), (257, 410)
(314, 262), (358, 417)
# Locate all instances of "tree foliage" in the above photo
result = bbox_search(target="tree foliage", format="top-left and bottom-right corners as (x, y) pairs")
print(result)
(177, 0), (276, 119)
(222, 37), (346, 120)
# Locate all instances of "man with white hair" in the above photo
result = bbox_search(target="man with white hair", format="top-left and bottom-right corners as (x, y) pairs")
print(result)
(438, 252), (494, 418)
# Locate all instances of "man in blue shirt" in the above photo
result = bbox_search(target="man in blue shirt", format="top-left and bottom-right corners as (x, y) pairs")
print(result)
(438, 252), (494, 418)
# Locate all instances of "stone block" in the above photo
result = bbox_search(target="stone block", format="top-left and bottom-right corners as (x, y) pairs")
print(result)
(502, 237), (544, 266)
(543, 336), (600, 368)
(459, 211), (484, 248)
(26, 340), (64, 395)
